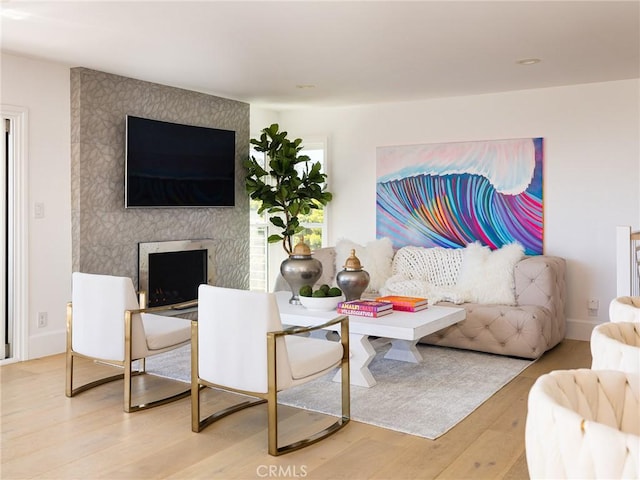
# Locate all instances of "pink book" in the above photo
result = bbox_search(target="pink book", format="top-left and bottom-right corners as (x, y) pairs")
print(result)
(336, 300), (393, 312)
(375, 295), (428, 308)
(336, 307), (393, 318)
(390, 303), (428, 312)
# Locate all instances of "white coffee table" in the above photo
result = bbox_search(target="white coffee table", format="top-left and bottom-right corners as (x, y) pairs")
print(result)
(276, 291), (465, 387)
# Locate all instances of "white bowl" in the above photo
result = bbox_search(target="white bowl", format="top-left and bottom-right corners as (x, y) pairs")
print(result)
(299, 295), (344, 311)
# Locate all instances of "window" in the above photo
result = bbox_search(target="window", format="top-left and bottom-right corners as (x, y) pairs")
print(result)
(248, 139), (329, 292)
(296, 143), (327, 251)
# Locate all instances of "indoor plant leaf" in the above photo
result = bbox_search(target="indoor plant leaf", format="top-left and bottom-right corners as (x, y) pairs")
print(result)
(245, 124), (333, 255)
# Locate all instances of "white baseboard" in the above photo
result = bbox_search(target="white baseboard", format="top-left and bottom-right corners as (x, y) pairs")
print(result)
(28, 329), (66, 360)
(565, 317), (600, 341)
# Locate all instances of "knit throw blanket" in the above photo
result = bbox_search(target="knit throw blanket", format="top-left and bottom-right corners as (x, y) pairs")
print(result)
(381, 246), (467, 304)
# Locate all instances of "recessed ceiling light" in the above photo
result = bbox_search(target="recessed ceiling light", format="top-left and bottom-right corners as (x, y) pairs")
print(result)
(516, 58), (542, 66)
(295, 84), (316, 89)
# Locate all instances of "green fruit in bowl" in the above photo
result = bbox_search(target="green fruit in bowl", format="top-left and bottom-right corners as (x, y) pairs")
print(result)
(319, 284), (330, 294)
(312, 289), (327, 297)
(299, 285), (313, 297)
(328, 287), (343, 297)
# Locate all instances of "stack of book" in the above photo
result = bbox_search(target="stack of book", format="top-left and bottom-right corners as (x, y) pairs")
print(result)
(375, 295), (428, 312)
(336, 299), (393, 318)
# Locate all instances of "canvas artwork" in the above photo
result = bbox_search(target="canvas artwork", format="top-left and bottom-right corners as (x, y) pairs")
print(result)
(376, 137), (543, 255)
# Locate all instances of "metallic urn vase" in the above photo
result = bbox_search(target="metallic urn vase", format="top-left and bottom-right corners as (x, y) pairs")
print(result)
(336, 249), (370, 301)
(280, 238), (323, 304)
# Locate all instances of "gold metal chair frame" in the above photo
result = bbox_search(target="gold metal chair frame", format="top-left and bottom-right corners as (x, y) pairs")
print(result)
(191, 315), (350, 456)
(65, 294), (197, 413)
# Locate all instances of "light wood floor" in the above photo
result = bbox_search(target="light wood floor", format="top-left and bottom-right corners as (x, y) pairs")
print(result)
(1, 340), (591, 480)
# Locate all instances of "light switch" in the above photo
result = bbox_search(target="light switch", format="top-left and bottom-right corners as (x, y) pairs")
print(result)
(34, 202), (44, 219)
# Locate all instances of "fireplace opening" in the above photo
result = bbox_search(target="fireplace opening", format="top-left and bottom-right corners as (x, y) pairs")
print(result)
(148, 250), (206, 307)
(138, 239), (216, 309)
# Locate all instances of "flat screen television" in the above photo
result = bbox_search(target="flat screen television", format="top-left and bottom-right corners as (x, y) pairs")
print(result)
(125, 115), (236, 208)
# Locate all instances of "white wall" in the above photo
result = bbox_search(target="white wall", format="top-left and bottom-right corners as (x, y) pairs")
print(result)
(278, 79), (640, 338)
(250, 106), (279, 137)
(1, 52), (72, 359)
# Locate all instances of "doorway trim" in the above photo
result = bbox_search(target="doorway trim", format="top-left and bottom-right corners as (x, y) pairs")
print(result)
(2, 105), (29, 364)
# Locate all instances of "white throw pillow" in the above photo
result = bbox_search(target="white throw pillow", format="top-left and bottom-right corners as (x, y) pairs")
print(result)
(335, 237), (394, 293)
(311, 247), (337, 287)
(456, 242), (525, 305)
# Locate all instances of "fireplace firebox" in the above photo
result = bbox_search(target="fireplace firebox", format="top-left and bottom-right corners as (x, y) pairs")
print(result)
(139, 240), (215, 308)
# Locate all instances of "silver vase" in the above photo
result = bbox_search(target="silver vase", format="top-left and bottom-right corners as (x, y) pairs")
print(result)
(336, 269), (370, 301)
(280, 254), (323, 304)
(336, 248), (370, 301)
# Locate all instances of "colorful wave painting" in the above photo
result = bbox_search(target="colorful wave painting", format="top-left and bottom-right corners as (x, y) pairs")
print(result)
(376, 138), (543, 255)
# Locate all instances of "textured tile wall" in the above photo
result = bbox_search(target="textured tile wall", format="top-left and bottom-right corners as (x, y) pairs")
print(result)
(70, 68), (250, 289)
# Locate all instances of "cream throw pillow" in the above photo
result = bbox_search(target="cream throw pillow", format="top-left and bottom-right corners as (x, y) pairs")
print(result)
(311, 247), (337, 287)
(456, 242), (525, 305)
(335, 237), (394, 293)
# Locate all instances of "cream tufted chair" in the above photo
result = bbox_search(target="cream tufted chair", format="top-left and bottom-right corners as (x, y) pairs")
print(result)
(526, 369), (639, 479)
(610, 296), (640, 323)
(591, 322), (640, 373)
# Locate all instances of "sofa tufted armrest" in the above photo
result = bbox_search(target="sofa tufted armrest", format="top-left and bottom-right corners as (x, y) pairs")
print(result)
(514, 255), (566, 340)
(515, 256), (566, 313)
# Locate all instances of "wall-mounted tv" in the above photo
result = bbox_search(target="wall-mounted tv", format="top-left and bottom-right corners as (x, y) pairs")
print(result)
(125, 115), (236, 208)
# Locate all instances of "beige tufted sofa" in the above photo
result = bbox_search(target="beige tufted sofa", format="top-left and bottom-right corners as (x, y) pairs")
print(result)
(422, 255), (566, 359)
(278, 247), (566, 360)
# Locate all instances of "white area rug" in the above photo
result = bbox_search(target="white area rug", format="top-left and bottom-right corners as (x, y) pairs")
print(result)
(147, 341), (532, 440)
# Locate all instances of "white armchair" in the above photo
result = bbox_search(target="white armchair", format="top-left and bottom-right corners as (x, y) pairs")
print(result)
(191, 285), (350, 456)
(609, 296), (640, 323)
(525, 369), (639, 479)
(66, 272), (193, 412)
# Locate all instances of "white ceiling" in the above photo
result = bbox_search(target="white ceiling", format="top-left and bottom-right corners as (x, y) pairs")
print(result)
(1, 1), (639, 110)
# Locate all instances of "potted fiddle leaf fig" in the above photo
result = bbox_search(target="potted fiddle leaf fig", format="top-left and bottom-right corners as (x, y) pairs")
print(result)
(245, 123), (332, 303)
(244, 123), (332, 255)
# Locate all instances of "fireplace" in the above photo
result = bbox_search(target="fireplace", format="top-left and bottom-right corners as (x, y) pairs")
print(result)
(138, 239), (215, 308)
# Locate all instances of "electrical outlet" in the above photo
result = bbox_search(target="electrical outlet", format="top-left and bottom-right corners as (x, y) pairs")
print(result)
(37, 312), (48, 328)
(587, 299), (599, 317)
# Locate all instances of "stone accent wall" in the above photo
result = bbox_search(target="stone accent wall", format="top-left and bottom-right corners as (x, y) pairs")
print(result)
(70, 68), (249, 289)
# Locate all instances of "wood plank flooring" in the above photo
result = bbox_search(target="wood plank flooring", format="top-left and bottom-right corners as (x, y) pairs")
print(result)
(1, 340), (592, 480)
